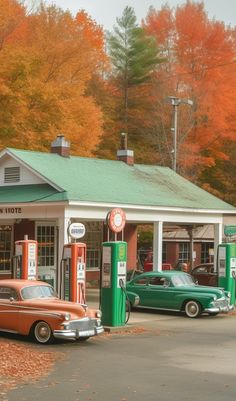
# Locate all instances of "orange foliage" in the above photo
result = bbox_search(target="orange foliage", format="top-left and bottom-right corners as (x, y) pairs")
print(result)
(0, 0), (27, 49)
(0, 2), (107, 156)
(144, 2), (236, 177)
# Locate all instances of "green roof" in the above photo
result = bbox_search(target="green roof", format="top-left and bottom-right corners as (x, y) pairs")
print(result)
(2, 147), (235, 211)
(0, 184), (67, 203)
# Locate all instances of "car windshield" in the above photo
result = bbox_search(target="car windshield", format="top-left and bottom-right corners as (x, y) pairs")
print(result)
(172, 274), (195, 287)
(21, 285), (57, 300)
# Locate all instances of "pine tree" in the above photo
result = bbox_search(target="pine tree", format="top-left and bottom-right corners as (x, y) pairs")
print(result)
(107, 6), (162, 132)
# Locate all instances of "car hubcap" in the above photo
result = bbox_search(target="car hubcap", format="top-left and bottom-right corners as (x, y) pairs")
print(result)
(189, 303), (197, 314)
(35, 322), (51, 343)
(186, 301), (199, 317)
(39, 326), (49, 338)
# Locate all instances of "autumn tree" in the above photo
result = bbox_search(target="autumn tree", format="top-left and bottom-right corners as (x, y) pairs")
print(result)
(144, 1), (236, 186)
(0, 2), (107, 155)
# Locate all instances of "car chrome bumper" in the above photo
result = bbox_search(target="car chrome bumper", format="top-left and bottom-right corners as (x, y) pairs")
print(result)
(204, 304), (234, 314)
(53, 317), (104, 340)
(53, 326), (104, 340)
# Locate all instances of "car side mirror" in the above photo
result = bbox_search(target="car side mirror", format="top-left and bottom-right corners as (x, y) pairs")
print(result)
(194, 279), (198, 285)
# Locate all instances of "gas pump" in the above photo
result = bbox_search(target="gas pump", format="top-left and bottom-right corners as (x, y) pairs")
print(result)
(217, 243), (236, 305)
(13, 236), (38, 280)
(101, 241), (127, 327)
(61, 242), (86, 304)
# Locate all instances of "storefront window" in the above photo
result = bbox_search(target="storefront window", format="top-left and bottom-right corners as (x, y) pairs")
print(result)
(37, 225), (55, 267)
(0, 225), (12, 272)
(83, 222), (103, 270)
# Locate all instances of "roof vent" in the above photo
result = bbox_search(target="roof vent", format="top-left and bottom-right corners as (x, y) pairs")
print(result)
(51, 134), (70, 157)
(4, 167), (20, 183)
(117, 133), (134, 166)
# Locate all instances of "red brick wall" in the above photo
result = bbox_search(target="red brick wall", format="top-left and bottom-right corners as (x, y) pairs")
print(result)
(124, 224), (137, 270)
(166, 242), (179, 267)
(14, 220), (35, 242)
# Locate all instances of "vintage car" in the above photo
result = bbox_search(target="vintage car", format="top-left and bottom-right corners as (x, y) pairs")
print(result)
(0, 280), (104, 344)
(191, 263), (217, 286)
(126, 271), (234, 318)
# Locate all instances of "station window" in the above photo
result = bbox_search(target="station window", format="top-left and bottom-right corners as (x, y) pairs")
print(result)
(178, 242), (190, 262)
(37, 225), (55, 267)
(0, 225), (12, 272)
(82, 222), (103, 270)
(201, 242), (214, 263)
(162, 242), (167, 263)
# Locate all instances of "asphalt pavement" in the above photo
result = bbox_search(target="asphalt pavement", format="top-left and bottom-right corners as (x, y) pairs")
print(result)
(6, 290), (236, 401)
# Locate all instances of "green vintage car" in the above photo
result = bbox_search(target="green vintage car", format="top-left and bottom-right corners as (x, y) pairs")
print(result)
(126, 271), (234, 318)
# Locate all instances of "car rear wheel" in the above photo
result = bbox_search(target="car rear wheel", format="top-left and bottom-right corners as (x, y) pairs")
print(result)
(184, 300), (202, 318)
(33, 321), (54, 344)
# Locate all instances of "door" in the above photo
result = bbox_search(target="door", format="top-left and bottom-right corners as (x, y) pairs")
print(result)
(146, 275), (182, 310)
(0, 286), (19, 332)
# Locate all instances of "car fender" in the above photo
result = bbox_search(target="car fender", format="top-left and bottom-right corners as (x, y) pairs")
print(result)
(18, 310), (64, 335)
(126, 291), (140, 307)
(175, 292), (215, 310)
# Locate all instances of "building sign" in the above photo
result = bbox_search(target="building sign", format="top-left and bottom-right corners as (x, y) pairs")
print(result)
(68, 223), (86, 239)
(224, 225), (236, 236)
(0, 207), (22, 214)
(107, 208), (126, 233)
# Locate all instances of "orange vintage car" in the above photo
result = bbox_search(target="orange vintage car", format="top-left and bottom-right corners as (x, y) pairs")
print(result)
(0, 280), (104, 344)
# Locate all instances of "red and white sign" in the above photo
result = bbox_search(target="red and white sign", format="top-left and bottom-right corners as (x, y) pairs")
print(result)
(107, 208), (126, 233)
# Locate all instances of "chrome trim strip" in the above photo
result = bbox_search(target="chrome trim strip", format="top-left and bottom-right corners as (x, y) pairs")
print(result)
(0, 302), (49, 310)
(0, 308), (63, 319)
(0, 328), (18, 334)
(136, 306), (179, 312)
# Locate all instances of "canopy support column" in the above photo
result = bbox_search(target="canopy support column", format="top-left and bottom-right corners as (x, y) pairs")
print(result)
(153, 221), (163, 271)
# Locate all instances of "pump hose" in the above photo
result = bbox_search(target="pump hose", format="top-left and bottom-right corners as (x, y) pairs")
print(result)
(119, 278), (131, 324)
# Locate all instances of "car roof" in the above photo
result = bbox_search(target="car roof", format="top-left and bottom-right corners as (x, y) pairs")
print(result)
(133, 271), (186, 278)
(0, 280), (50, 290)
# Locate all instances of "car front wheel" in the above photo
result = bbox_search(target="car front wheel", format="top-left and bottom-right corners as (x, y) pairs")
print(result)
(33, 321), (54, 344)
(184, 300), (202, 318)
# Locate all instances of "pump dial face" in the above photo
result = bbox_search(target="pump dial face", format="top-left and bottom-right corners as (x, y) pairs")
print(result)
(107, 208), (126, 233)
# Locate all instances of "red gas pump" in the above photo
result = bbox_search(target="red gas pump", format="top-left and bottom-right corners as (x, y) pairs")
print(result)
(13, 236), (38, 280)
(61, 242), (86, 304)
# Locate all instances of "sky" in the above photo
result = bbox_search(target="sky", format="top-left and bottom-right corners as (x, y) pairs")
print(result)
(43, 0), (236, 30)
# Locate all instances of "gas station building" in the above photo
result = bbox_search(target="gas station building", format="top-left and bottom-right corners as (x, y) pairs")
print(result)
(0, 134), (235, 291)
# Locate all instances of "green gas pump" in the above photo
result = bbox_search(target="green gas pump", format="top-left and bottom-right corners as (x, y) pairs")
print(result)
(101, 241), (127, 327)
(218, 243), (236, 305)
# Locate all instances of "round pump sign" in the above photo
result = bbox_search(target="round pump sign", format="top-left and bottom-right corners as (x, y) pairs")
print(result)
(68, 223), (86, 239)
(107, 208), (126, 233)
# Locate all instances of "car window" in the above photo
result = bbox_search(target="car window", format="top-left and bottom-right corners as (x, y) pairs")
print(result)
(133, 278), (148, 286)
(0, 287), (18, 300)
(21, 285), (57, 300)
(172, 274), (195, 287)
(149, 277), (166, 286)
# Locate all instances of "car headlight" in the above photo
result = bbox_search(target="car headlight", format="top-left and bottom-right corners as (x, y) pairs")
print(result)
(64, 313), (71, 321)
(96, 310), (102, 318)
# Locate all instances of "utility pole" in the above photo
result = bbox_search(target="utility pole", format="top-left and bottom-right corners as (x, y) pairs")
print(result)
(166, 96), (193, 172)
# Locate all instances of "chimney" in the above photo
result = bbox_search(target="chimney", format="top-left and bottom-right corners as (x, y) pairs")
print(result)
(51, 134), (70, 157)
(117, 133), (134, 166)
